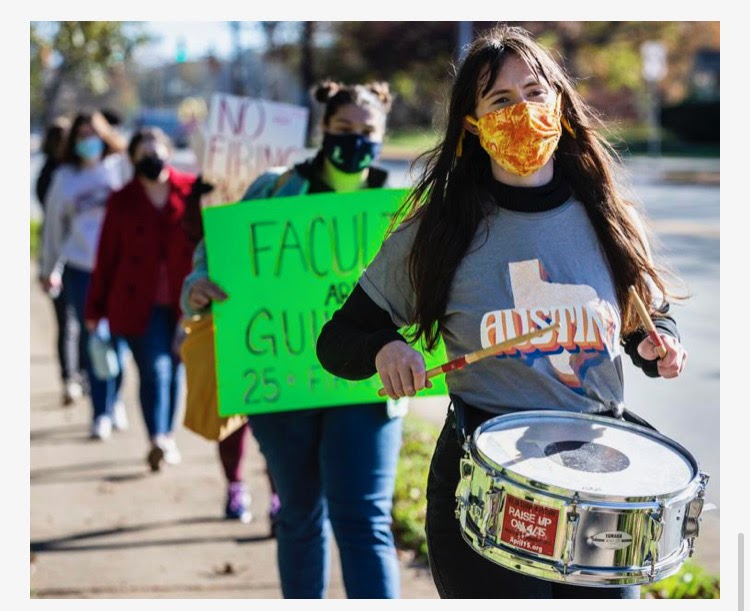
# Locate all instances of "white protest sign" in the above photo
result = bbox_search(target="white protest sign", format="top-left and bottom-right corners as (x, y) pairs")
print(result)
(202, 93), (309, 206)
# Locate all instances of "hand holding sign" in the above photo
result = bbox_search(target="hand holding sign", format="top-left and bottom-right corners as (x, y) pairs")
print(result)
(187, 278), (229, 311)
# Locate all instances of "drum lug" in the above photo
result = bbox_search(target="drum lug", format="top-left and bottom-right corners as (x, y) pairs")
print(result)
(647, 500), (667, 578)
(454, 457), (475, 520)
(478, 490), (505, 547)
(684, 472), (710, 556)
(562, 495), (580, 573)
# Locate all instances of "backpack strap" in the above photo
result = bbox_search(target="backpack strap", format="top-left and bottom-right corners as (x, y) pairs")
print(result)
(270, 168), (295, 196)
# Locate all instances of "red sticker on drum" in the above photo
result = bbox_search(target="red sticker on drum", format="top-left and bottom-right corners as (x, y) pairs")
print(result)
(500, 495), (559, 557)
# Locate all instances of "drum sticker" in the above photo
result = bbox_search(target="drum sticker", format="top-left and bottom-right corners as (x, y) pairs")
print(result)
(590, 531), (633, 550)
(500, 495), (559, 557)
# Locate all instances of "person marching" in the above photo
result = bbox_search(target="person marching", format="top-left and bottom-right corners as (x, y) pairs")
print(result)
(85, 126), (196, 470)
(179, 176), (280, 527)
(316, 25), (687, 599)
(35, 115), (85, 406)
(39, 110), (129, 439)
(181, 80), (403, 598)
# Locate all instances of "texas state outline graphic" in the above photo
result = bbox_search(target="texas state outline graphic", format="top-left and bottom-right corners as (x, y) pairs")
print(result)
(479, 259), (619, 390)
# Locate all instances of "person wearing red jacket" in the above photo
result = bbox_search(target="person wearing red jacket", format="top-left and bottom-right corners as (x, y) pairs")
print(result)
(85, 126), (196, 471)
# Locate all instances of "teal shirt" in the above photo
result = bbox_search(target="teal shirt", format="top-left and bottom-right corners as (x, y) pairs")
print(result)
(179, 166), (312, 318)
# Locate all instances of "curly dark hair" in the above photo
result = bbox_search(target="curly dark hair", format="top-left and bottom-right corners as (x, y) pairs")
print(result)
(312, 79), (393, 126)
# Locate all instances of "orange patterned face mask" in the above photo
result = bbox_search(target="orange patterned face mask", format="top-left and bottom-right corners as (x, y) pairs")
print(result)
(464, 96), (564, 176)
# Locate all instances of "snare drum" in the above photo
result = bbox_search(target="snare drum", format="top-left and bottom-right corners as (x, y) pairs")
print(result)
(455, 410), (708, 587)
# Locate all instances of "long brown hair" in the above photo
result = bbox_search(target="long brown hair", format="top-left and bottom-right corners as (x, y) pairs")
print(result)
(397, 25), (682, 351)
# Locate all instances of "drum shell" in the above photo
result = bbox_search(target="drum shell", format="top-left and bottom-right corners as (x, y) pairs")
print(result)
(455, 411), (708, 587)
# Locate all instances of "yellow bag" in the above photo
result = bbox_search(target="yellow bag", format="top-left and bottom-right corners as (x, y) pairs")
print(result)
(179, 314), (247, 441)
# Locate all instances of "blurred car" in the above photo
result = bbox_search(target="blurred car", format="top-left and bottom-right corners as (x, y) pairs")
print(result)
(133, 108), (190, 149)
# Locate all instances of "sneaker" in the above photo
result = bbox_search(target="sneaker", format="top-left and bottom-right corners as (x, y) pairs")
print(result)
(62, 379), (83, 406)
(147, 435), (181, 471)
(112, 401), (129, 431)
(268, 493), (281, 537)
(160, 437), (182, 466)
(90, 415), (113, 440)
(225, 482), (252, 523)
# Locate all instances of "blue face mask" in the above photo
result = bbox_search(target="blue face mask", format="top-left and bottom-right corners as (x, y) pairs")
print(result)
(322, 133), (382, 174)
(75, 136), (104, 160)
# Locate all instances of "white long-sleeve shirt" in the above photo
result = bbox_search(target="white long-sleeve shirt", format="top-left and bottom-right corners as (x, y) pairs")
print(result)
(40, 155), (127, 278)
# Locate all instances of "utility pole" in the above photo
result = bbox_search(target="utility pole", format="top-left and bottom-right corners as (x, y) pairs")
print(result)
(229, 21), (244, 96)
(300, 21), (316, 147)
(641, 40), (667, 158)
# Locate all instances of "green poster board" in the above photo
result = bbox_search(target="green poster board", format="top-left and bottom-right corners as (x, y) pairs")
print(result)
(202, 188), (448, 416)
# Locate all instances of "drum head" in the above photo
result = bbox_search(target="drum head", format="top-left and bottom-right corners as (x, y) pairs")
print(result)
(474, 411), (697, 498)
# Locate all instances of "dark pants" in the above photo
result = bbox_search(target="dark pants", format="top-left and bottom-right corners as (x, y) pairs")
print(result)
(217, 422), (278, 495)
(64, 266), (124, 420)
(425, 400), (641, 599)
(218, 423), (250, 483)
(50, 289), (81, 383)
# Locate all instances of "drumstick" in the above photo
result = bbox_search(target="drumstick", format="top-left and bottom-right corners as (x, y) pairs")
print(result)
(628, 285), (667, 359)
(376, 323), (560, 398)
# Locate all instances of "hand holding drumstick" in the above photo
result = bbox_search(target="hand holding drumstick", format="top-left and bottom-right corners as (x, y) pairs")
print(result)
(375, 324), (559, 399)
(629, 286), (688, 379)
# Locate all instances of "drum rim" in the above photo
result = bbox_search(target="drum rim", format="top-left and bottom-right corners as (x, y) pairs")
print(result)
(458, 517), (690, 587)
(470, 409), (703, 503)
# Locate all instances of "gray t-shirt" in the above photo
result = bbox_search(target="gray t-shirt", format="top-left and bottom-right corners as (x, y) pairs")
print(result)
(359, 198), (626, 415)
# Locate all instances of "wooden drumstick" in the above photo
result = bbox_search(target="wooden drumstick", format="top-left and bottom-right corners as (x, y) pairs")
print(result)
(376, 323), (560, 398)
(629, 285), (667, 359)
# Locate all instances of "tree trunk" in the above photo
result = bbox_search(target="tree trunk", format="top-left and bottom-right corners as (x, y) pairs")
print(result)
(300, 21), (316, 147)
(42, 68), (66, 126)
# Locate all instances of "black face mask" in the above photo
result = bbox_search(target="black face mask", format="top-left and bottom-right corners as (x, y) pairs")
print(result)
(322, 133), (382, 174)
(135, 155), (165, 180)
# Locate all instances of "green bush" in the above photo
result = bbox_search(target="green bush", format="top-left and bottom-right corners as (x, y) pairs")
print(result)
(384, 128), (441, 156)
(30, 219), (41, 259)
(661, 100), (720, 144)
(604, 122), (720, 158)
(392, 415), (440, 564)
(641, 560), (720, 599)
(391, 416), (721, 598)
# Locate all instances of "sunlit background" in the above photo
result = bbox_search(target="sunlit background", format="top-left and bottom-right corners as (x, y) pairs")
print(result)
(30, 22), (719, 153)
(28, 21), (722, 601)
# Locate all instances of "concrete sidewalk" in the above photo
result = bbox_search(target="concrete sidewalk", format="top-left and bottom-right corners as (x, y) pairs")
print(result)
(29, 256), (720, 599)
(29, 264), (438, 599)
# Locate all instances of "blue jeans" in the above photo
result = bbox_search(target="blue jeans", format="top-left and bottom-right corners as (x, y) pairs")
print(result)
(425, 401), (640, 599)
(248, 403), (402, 599)
(123, 306), (183, 438)
(63, 265), (125, 420)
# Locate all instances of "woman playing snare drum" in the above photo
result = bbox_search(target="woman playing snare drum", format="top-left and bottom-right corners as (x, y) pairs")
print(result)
(316, 25), (687, 599)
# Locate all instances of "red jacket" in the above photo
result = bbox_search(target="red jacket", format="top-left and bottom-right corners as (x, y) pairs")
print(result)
(85, 167), (196, 336)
